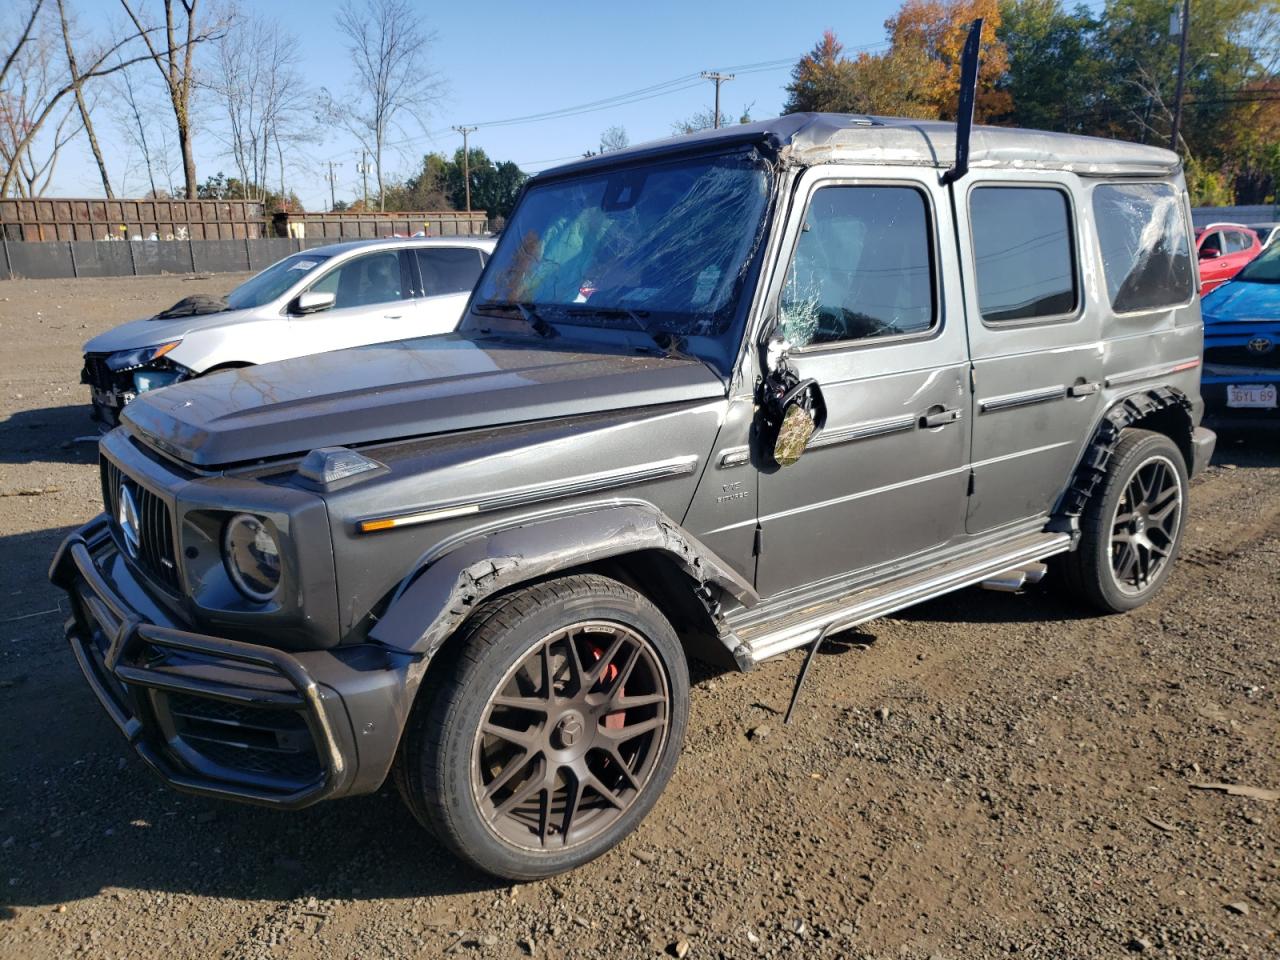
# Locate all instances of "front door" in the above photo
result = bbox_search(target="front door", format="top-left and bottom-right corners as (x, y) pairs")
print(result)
(956, 177), (1103, 533)
(754, 167), (971, 598)
(292, 248), (415, 351)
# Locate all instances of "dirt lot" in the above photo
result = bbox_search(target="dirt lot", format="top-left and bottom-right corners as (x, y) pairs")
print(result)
(0, 273), (1277, 960)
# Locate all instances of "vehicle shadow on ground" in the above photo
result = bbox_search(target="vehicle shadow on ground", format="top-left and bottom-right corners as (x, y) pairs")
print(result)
(0, 403), (99, 465)
(896, 580), (1095, 626)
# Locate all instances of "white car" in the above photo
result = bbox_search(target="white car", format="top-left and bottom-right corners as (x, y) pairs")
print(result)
(81, 236), (495, 424)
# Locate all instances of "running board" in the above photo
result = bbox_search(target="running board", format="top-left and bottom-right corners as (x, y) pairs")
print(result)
(728, 533), (1070, 670)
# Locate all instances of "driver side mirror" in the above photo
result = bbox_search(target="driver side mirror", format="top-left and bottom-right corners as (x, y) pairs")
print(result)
(1199, 248), (1221, 261)
(292, 290), (336, 315)
(773, 401), (816, 467)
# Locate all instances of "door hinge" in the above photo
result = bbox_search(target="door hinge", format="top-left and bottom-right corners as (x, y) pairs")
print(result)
(967, 472), (976, 496)
(753, 525), (764, 556)
(968, 367), (977, 394)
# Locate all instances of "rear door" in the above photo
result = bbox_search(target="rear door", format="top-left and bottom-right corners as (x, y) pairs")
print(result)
(956, 176), (1103, 534)
(408, 246), (486, 335)
(753, 165), (971, 597)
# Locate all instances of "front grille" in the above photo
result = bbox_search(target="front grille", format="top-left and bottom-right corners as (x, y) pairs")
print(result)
(101, 459), (182, 593)
(163, 692), (323, 784)
(1205, 345), (1280, 370)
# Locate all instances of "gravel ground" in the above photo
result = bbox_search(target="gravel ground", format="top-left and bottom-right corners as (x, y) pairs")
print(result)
(0, 274), (1277, 960)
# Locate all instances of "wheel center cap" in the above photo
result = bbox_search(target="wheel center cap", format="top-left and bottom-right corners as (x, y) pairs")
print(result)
(554, 711), (586, 749)
(1133, 514), (1146, 534)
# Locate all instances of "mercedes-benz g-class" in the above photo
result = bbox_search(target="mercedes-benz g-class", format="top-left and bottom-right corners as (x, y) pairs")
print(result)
(51, 111), (1215, 880)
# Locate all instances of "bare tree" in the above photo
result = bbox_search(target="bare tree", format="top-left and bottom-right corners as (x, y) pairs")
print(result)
(210, 9), (312, 202)
(1, 1), (84, 197)
(117, 0), (226, 199)
(111, 54), (179, 196)
(1, 0), (217, 196)
(599, 125), (629, 152)
(326, 0), (441, 211)
(55, 0), (114, 197)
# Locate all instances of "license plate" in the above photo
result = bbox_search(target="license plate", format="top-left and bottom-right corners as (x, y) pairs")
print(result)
(1227, 384), (1278, 409)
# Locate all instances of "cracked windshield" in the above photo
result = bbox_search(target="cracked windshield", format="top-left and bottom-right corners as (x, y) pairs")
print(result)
(473, 151), (771, 346)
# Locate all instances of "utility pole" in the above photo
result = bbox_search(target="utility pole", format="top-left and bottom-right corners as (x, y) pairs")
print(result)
(452, 125), (478, 212)
(356, 151), (371, 209)
(325, 161), (340, 211)
(1169, 0), (1191, 152)
(700, 71), (735, 129)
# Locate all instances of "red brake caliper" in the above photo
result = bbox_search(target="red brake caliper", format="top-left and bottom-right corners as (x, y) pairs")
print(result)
(588, 643), (625, 730)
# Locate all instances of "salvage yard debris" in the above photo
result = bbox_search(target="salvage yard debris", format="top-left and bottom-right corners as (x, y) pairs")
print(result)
(1189, 782), (1280, 802)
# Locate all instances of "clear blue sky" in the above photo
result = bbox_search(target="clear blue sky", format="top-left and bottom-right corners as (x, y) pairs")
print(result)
(51, 0), (905, 210)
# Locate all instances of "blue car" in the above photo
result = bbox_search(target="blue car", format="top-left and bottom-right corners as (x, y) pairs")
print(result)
(1201, 240), (1280, 418)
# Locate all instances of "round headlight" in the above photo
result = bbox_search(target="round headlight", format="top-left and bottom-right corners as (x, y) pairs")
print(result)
(222, 513), (281, 602)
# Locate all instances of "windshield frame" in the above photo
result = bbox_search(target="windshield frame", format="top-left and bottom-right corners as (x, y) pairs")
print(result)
(225, 252), (333, 311)
(461, 145), (778, 375)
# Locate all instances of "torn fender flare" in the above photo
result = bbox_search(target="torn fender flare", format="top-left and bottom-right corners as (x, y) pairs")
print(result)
(368, 500), (759, 659)
(1052, 386), (1194, 528)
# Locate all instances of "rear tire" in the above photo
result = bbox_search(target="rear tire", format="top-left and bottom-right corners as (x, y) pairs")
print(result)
(1059, 428), (1188, 613)
(395, 574), (688, 880)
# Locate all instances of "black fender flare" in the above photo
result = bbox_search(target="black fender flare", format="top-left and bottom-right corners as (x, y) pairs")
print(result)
(367, 500), (758, 659)
(1054, 386), (1193, 522)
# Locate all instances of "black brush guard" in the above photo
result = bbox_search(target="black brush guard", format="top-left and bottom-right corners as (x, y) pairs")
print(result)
(51, 517), (351, 809)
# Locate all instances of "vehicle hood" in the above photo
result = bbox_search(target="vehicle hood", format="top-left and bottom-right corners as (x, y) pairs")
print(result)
(1201, 281), (1280, 324)
(83, 307), (258, 354)
(122, 334), (727, 468)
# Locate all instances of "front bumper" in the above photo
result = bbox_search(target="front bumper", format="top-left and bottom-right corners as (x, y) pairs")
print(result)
(49, 516), (416, 809)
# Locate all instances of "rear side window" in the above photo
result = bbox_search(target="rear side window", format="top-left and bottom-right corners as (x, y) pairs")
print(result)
(1093, 183), (1195, 313)
(415, 247), (484, 296)
(779, 184), (935, 348)
(970, 186), (1077, 323)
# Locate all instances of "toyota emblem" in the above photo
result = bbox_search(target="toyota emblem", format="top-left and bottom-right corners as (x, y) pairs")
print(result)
(1247, 336), (1274, 355)
(118, 485), (141, 558)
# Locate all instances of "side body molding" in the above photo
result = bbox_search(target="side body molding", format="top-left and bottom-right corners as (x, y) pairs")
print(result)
(368, 501), (759, 659)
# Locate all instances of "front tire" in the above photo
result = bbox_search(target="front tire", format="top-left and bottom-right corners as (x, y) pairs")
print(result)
(1059, 428), (1189, 613)
(395, 574), (688, 880)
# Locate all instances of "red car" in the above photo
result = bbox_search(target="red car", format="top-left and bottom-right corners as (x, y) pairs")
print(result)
(1196, 223), (1261, 294)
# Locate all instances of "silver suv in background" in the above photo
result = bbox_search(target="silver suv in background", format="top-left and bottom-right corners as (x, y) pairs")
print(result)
(80, 236), (495, 424)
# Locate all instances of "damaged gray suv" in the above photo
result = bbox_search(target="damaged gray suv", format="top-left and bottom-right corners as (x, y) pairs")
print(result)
(51, 112), (1215, 880)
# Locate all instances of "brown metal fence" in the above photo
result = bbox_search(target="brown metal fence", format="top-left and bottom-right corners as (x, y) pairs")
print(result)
(0, 197), (266, 242)
(272, 210), (488, 239)
(0, 199), (494, 281)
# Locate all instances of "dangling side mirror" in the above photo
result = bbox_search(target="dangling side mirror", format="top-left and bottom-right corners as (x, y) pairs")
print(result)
(768, 377), (818, 467)
(773, 401), (816, 467)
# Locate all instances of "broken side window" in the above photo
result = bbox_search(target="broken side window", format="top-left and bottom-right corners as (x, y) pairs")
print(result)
(1092, 182), (1195, 313)
(778, 184), (935, 348)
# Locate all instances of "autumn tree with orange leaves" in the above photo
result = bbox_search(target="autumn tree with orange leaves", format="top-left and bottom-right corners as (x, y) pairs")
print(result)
(784, 0), (1009, 121)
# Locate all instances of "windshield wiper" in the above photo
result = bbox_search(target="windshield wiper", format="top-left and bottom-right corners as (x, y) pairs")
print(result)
(563, 307), (698, 361)
(473, 300), (558, 338)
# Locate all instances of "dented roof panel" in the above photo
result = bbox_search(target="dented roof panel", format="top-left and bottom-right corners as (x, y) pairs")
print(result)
(537, 113), (1180, 181)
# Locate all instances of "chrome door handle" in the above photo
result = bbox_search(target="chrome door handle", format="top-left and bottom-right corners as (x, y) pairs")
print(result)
(1068, 381), (1100, 397)
(383, 313), (404, 319)
(921, 408), (962, 428)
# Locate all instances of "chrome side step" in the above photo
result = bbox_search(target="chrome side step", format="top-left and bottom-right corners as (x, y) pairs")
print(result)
(728, 533), (1070, 670)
